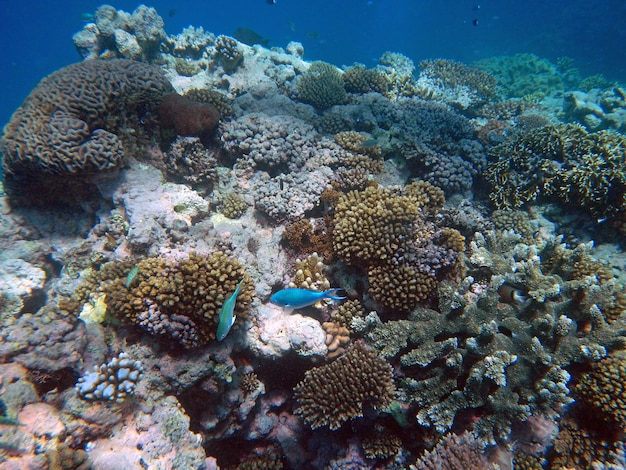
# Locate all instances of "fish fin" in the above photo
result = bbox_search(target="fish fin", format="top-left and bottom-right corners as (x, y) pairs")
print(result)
(231, 315), (237, 326)
(323, 288), (346, 302)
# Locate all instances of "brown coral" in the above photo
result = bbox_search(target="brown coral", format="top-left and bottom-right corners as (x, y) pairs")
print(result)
(297, 61), (347, 110)
(342, 64), (389, 95)
(368, 264), (437, 311)
(288, 252), (330, 291)
(158, 93), (220, 141)
(293, 342), (395, 430)
(0, 59), (172, 206)
(185, 88), (233, 118)
(221, 192), (248, 219)
(575, 351), (626, 428)
(73, 252), (254, 347)
(410, 431), (490, 470)
(215, 35), (243, 73)
(334, 131), (381, 158)
(419, 59), (497, 103)
(322, 321), (351, 360)
(331, 299), (366, 330)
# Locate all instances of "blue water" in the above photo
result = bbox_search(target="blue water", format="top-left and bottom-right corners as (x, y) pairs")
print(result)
(1, 0), (625, 128)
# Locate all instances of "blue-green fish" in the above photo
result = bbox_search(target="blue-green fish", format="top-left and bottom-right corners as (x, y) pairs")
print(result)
(270, 288), (345, 310)
(217, 280), (244, 341)
(125, 266), (140, 288)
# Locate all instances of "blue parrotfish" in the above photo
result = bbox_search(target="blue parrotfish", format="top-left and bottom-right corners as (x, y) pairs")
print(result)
(270, 288), (345, 310)
(217, 280), (245, 341)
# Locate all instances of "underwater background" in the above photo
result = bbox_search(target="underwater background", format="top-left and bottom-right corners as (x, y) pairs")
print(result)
(1, 1), (626, 469)
(2, 0), (626, 128)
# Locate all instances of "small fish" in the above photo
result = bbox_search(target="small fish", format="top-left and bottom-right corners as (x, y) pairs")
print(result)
(0, 416), (23, 426)
(79, 13), (94, 22)
(497, 284), (528, 305)
(359, 138), (379, 148)
(270, 288), (345, 310)
(472, 18), (479, 26)
(267, 0), (277, 4)
(217, 280), (245, 341)
(125, 266), (140, 288)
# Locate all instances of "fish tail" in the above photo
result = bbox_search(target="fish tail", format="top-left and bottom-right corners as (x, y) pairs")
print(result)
(324, 288), (346, 301)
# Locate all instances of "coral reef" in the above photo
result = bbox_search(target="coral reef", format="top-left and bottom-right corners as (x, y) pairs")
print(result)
(409, 431), (491, 469)
(0, 59), (172, 207)
(215, 35), (244, 73)
(485, 124), (626, 220)
(293, 342), (394, 430)
(73, 252), (254, 347)
(75, 352), (143, 402)
(342, 63), (389, 95)
(332, 185), (462, 312)
(416, 59), (497, 111)
(73, 4), (166, 61)
(297, 61), (347, 110)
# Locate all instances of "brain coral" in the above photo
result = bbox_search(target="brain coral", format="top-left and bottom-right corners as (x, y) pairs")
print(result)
(73, 252), (254, 348)
(293, 342), (394, 430)
(0, 59), (172, 206)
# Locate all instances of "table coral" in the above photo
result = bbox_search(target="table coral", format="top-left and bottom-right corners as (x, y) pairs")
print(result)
(293, 342), (394, 430)
(364, 230), (626, 444)
(0, 59), (172, 207)
(73, 252), (254, 347)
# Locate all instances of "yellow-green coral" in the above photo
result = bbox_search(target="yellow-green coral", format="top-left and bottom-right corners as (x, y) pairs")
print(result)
(74, 252), (254, 346)
(342, 63), (389, 95)
(297, 61), (347, 110)
(221, 192), (248, 219)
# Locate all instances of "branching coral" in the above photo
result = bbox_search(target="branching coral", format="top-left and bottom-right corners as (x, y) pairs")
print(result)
(214, 35), (243, 73)
(342, 63), (389, 95)
(297, 61), (347, 110)
(73, 252), (254, 347)
(332, 185), (462, 312)
(486, 124), (626, 220)
(293, 342), (394, 430)
(364, 230), (626, 444)
(75, 353), (143, 403)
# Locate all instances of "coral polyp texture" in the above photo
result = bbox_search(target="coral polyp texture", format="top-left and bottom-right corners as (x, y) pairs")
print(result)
(73, 252), (254, 347)
(297, 61), (347, 110)
(0, 59), (172, 206)
(75, 353), (143, 403)
(332, 184), (462, 312)
(293, 342), (395, 430)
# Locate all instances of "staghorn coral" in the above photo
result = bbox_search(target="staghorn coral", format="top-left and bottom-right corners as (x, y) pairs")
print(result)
(0, 59), (172, 207)
(416, 59), (497, 110)
(297, 61), (347, 110)
(75, 353), (143, 403)
(73, 252), (254, 347)
(293, 342), (394, 430)
(215, 35), (243, 73)
(486, 124), (626, 220)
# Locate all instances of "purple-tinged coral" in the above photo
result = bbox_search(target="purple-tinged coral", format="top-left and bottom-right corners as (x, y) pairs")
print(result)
(75, 352), (143, 403)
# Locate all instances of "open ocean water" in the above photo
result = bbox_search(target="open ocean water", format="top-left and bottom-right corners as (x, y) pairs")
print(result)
(1, 0), (626, 127)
